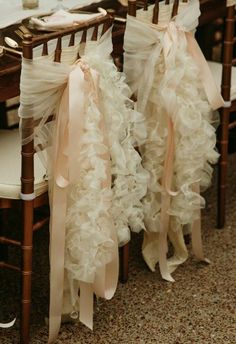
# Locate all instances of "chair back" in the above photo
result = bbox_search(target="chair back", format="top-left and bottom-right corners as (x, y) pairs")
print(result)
(128, 0), (188, 22)
(20, 14), (113, 198)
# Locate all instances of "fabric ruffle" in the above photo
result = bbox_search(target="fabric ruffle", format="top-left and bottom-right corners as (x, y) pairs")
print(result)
(63, 34), (149, 314)
(82, 39), (149, 246)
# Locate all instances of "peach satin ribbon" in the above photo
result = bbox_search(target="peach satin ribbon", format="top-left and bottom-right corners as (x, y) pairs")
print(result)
(48, 61), (118, 343)
(152, 20), (224, 282)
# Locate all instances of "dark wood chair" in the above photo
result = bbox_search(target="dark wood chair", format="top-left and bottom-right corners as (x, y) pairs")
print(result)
(0, 13), (115, 344)
(207, 3), (236, 228)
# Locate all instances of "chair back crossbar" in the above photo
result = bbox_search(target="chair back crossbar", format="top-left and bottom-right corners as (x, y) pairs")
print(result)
(128, 0), (188, 22)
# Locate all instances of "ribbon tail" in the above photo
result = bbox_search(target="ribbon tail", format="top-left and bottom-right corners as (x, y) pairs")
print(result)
(158, 118), (176, 283)
(48, 86), (70, 344)
(93, 239), (119, 300)
(79, 282), (94, 330)
(48, 185), (67, 344)
(93, 77), (119, 302)
(159, 195), (175, 282)
(68, 66), (86, 184)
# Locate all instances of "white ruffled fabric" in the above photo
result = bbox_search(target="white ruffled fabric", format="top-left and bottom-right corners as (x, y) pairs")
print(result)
(124, 0), (219, 276)
(19, 28), (148, 321)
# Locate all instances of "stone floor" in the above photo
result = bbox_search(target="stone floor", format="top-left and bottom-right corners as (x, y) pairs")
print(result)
(1, 155), (236, 344)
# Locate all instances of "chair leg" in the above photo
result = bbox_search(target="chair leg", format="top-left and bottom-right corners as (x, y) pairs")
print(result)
(217, 108), (230, 229)
(0, 209), (9, 262)
(20, 200), (34, 344)
(120, 243), (129, 283)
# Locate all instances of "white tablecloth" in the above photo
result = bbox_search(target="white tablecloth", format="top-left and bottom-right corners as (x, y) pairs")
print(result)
(0, 0), (100, 28)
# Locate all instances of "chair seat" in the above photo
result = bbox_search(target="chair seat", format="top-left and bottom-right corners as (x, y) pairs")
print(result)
(0, 130), (47, 200)
(208, 61), (236, 101)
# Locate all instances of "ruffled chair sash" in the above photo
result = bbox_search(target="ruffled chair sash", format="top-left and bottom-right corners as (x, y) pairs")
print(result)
(19, 29), (148, 343)
(124, 0), (224, 282)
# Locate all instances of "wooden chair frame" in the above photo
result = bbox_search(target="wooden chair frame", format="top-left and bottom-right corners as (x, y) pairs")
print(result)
(0, 13), (114, 344)
(217, 4), (236, 228)
(127, 0), (188, 21)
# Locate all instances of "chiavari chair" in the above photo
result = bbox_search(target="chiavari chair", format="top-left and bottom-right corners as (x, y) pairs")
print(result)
(0, 13), (114, 343)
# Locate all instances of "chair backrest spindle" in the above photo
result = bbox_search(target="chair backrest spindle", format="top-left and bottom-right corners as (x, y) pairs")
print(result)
(42, 42), (48, 56)
(69, 33), (75, 46)
(143, 0), (148, 11)
(80, 29), (87, 43)
(171, 0), (180, 18)
(128, 0), (137, 17)
(152, 0), (160, 24)
(91, 25), (98, 41)
(54, 37), (62, 62)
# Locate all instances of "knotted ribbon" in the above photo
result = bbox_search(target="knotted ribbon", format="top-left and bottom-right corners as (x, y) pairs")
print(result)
(48, 60), (118, 343)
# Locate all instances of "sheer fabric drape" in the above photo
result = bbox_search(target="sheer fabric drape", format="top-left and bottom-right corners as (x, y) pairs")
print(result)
(19, 29), (148, 342)
(124, 0), (223, 281)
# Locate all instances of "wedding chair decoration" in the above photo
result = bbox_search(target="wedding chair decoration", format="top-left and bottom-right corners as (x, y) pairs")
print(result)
(123, 0), (224, 282)
(207, 0), (236, 228)
(18, 13), (148, 343)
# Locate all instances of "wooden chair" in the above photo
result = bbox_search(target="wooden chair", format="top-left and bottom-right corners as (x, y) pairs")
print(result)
(0, 14), (115, 344)
(127, 0), (187, 20)
(207, 3), (236, 228)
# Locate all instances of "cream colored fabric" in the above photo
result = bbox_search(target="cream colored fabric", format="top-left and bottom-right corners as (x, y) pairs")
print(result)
(124, 0), (220, 280)
(0, 129), (47, 199)
(208, 61), (236, 101)
(227, 0), (236, 6)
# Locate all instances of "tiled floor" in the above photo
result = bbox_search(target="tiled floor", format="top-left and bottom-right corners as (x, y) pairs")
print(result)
(1, 155), (236, 344)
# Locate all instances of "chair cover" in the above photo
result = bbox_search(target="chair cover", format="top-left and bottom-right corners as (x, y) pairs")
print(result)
(124, 0), (224, 282)
(19, 28), (149, 342)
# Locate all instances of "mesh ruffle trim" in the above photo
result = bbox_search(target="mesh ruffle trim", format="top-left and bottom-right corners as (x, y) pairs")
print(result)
(64, 44), (149, 312)
(84, 43), (149, 245)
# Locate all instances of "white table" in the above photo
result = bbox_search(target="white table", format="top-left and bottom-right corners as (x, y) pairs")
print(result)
(0, 0), (100, 28)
